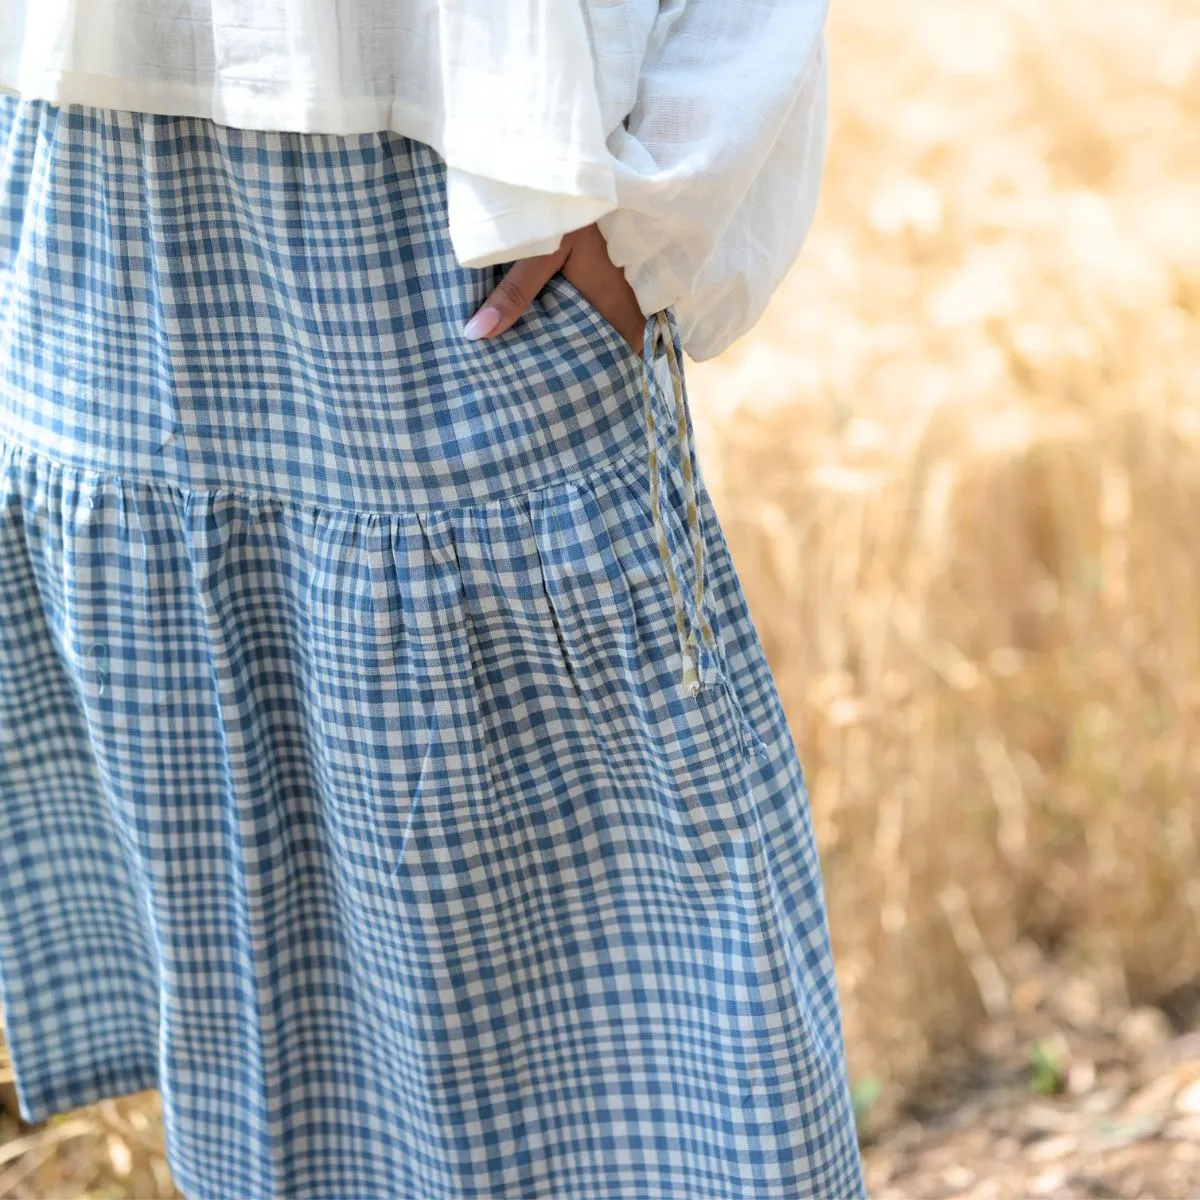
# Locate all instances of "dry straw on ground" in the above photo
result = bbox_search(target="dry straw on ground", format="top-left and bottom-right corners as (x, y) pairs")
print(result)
(691, 0), (1200, 1103)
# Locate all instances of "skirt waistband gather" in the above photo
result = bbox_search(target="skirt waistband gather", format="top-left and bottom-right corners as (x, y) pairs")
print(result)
(0, 95), (727, 706)
(0, 97), (654, 514)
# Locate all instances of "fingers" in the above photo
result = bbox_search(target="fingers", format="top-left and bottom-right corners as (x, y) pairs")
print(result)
(464, 245), (567, 341)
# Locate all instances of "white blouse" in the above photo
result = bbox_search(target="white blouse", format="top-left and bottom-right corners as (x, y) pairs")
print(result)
(0, 1), (829, 361)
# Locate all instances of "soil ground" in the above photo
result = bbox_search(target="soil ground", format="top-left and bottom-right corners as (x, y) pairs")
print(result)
(861, 950), (1200, 1199)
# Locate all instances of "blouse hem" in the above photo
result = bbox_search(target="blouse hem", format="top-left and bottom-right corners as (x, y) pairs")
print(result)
(2, 70), (618, 208)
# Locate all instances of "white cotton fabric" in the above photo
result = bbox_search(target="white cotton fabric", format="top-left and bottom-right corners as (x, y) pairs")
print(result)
(0, 0), (830, 359)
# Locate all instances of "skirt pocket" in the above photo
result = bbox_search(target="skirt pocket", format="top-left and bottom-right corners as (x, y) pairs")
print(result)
(530, 464), (770, 880)
(540, 269), (646, 374)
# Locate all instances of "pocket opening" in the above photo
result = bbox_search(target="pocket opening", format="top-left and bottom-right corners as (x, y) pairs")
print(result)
(542, 271), (647, 371)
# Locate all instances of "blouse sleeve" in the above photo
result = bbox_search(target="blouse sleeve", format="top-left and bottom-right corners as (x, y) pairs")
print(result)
(598, 0), (830, 361)
(445, 0), (830, 363)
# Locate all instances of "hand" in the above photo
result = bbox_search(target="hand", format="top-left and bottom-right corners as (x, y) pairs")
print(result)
(463, 223), (645, 354)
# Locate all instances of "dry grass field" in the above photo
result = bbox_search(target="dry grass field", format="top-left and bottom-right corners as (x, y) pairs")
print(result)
(3, 0), (1199, 1193)
(694, 0), (1200, 1104)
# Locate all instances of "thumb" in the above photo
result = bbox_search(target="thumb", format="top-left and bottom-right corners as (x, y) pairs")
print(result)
(464, 244), (569, 341)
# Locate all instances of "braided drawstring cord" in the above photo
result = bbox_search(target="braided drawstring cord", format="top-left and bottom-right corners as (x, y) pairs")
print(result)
(640, 310), (768, 764)
(642, 310), (718, 697)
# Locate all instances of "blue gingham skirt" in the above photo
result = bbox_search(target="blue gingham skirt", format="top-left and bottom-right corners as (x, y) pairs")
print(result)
(0, 97), (864, 1199)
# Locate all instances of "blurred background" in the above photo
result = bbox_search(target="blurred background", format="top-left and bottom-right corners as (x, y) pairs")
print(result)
(3, 0), (1200, 1195)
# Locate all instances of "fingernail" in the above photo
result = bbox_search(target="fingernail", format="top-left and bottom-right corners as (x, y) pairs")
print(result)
(463, 306), (500, 340)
